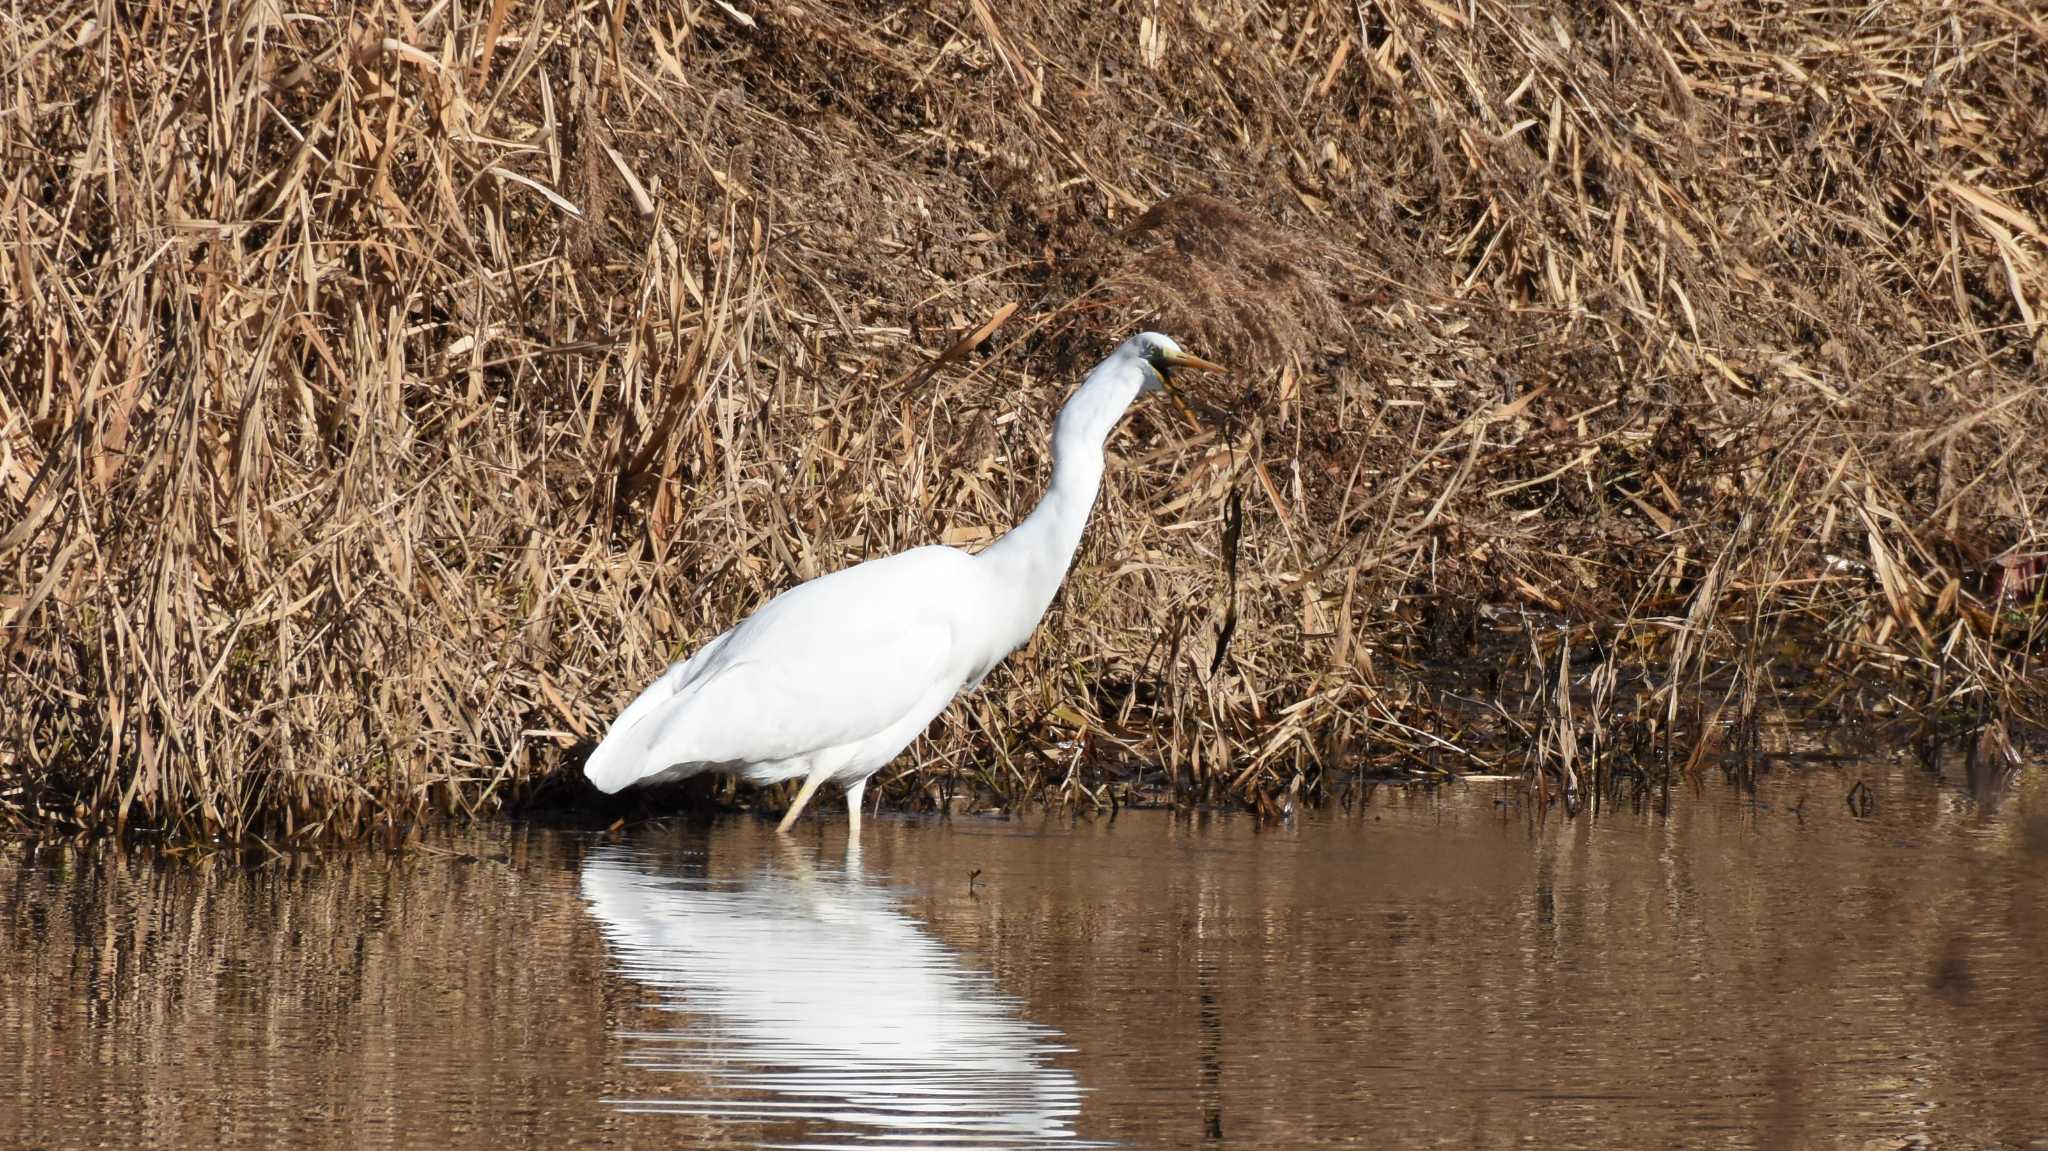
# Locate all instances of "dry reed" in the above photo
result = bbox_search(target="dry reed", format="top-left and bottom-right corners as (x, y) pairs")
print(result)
(1, 0), (2043, 838)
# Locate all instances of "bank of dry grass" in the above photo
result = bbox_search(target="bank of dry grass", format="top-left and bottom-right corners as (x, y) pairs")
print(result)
(2, 0), (2044, 837)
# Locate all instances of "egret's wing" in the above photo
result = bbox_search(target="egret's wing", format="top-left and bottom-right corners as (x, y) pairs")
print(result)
(584, 632), (735, 791)
(600, 631), (732, 741)
(593, 547), (971, 785)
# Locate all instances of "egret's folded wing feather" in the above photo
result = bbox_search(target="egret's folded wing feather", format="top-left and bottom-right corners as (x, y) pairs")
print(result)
(582, 631), (734, 790)
(645, 618), (952, 768)
(590, 547), (973, 787)
(600, 631), (732, 741)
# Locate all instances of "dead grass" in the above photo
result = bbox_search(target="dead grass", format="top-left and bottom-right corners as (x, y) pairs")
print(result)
(1, 0), (2044, 838)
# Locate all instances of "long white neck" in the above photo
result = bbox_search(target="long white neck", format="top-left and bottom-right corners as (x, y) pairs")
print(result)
(975, 352), (1149, 655)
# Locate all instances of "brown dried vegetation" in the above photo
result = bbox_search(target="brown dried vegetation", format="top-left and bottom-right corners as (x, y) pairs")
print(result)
(2, 0), (2044, 838)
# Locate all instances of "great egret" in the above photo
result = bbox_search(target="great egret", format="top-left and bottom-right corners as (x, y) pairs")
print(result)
(584, 332), (1223, 832)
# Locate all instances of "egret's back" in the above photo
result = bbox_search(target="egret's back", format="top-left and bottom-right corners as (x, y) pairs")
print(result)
(584, 546), (983, 793)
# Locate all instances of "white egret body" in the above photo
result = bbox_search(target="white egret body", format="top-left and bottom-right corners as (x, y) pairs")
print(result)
(584, 332), (1221, 832)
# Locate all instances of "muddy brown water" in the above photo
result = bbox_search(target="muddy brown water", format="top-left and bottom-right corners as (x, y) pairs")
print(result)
(4, 764), (2046, 1150)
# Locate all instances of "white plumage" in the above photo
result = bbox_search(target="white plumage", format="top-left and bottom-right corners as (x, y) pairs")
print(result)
(584, 332), (1221, 832)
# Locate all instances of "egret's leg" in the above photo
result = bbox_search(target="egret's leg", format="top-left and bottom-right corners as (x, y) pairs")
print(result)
(845, 777), (868, 838)
(778, 765), (830, 834)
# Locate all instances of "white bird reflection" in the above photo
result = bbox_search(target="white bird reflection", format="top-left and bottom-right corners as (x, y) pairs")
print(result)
(579, 836), (1101, 1150)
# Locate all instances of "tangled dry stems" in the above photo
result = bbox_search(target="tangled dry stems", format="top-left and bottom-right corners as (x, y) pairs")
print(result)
(1, 0), (2043, 837)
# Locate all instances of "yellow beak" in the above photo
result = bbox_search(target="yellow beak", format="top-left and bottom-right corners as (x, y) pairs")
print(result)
(1159, 349), (1226, 375)
(1154, 349), (1222, 429)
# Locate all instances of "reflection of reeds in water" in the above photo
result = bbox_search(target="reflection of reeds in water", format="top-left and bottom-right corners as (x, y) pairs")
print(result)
(580, 841), (1101, 1150)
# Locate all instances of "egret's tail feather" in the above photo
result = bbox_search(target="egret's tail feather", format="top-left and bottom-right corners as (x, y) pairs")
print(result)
(584, 633), (735, 793)
(583, 725), (650, 794)
(585, 719), (723, 793)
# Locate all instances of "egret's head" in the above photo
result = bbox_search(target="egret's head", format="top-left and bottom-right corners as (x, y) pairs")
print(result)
(1125, 331), (1224, 394)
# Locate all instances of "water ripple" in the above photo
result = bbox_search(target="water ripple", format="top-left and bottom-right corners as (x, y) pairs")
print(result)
(581, 841), (1104, 1150)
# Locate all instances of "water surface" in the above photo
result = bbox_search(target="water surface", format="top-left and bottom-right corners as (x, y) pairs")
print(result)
(4, 760), (2046, 1149)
